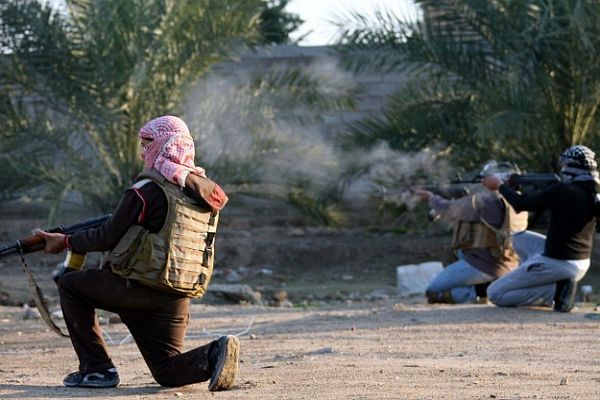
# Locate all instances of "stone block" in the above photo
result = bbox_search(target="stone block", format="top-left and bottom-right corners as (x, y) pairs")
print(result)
(396, 261), (444, 297)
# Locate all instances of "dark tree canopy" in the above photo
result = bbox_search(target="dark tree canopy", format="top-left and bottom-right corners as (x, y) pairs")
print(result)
(259, 0), (304, 44)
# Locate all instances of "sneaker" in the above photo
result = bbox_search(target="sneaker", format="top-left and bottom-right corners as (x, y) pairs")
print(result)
(554, 279), (577, 313)
(63, 368), (120, 388)
(208, 335), (240, 391)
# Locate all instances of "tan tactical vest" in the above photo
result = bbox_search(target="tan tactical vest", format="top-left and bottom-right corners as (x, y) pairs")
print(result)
(451, 194), (528, 260)
(103, 170), (218, 298)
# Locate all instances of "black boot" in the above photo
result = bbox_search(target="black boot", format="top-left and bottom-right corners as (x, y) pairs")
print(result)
(475, 282), (492, 300)
(425, 290), (454, 304)
(554, 279), (577, 313)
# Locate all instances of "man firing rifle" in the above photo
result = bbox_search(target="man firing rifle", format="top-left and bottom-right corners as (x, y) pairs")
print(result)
(414, 161), (529, 304)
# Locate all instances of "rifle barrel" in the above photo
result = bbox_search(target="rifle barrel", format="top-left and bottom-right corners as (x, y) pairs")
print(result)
(0, 214), (111, 261)
(509, 173), (560, 186)
(0, 242), (20, 259)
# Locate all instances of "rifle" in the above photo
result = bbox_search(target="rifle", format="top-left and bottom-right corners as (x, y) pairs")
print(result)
(506, 173), (561, 188)
(380, 173), (560, 204)
(379, 184), (470, 202)
(451, 172), (561, 188)
(452, 172), (561, 229)
(0, 214), (110, 260)
(0, 214), (110, 337)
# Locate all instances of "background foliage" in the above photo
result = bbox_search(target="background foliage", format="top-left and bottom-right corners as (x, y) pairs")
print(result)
(3, 0), (600, 228)
(259, 0), (305, 44)
(0, 0), (354, 225)
(336, 0), (600, 174)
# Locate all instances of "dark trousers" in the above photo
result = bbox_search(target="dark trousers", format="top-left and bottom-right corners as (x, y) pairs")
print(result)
(58, 268), (213, 387)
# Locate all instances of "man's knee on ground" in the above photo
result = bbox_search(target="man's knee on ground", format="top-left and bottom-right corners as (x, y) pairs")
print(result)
(150, 360), (201, 388)
(486, 284), (512, 307)
(151, 369), (185, 387)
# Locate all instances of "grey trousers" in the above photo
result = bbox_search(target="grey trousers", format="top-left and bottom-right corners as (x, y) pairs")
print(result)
(487, 231), (590, 307)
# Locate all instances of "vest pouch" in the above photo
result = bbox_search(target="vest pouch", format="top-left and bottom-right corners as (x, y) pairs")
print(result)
(105, 225), (149, 275)
(471, 223), (498, 249)
(452, 222), (475, 250)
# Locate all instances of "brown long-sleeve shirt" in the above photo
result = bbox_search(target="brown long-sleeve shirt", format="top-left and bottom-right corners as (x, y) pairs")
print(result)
(68, 173), (227, 254)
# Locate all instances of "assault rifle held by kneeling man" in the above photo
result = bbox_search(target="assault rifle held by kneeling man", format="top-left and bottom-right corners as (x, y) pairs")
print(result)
(0, 214), (111, 336)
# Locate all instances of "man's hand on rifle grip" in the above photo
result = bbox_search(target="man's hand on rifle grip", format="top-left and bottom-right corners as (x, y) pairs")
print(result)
(482, 175), (504, 191)
(33, 229), (67, 254)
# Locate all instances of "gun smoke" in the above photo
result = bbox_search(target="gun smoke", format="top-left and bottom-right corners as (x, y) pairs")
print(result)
(182, 56), (452, 209)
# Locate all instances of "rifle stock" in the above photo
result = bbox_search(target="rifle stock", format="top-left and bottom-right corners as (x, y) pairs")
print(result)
(0, 214), (111, 260)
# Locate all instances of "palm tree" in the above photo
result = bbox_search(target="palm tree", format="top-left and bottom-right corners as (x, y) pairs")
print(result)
(0, 0), (264, 219)
(0, 0), (360, 226)
(336, 0), (600, 173)
(259, 0), (305, 44)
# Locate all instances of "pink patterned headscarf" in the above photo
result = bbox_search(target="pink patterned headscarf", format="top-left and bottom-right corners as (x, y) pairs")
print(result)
(139, 115), (206, 188)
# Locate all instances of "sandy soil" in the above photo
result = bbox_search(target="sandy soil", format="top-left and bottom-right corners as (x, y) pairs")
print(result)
(2, 219), (600, 399)
(1, 301), (600, 400)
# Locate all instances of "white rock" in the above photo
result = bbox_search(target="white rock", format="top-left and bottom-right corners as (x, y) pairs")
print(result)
(396, 261), (444, 297)
(22, 304), (41, 320)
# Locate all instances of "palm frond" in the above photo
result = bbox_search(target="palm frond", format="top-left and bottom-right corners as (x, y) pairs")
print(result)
(335, 0), (600, 172)
(1, 0), (265, 216)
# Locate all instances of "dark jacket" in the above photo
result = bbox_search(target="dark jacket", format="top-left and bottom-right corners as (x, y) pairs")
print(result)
(499, 181), (596, 260)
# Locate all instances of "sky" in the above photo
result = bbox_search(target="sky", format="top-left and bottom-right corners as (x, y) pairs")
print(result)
(286, 0), (420, 46)
(46, 0), (420, 47)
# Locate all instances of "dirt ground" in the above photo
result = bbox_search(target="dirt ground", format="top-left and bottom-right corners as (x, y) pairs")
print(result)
(2, 302), (600, 400)
(1, 216), (600, 399)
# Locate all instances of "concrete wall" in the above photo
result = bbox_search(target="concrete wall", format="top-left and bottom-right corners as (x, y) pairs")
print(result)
(206, 45), (411, 229)
(212, 44), (408, 137)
